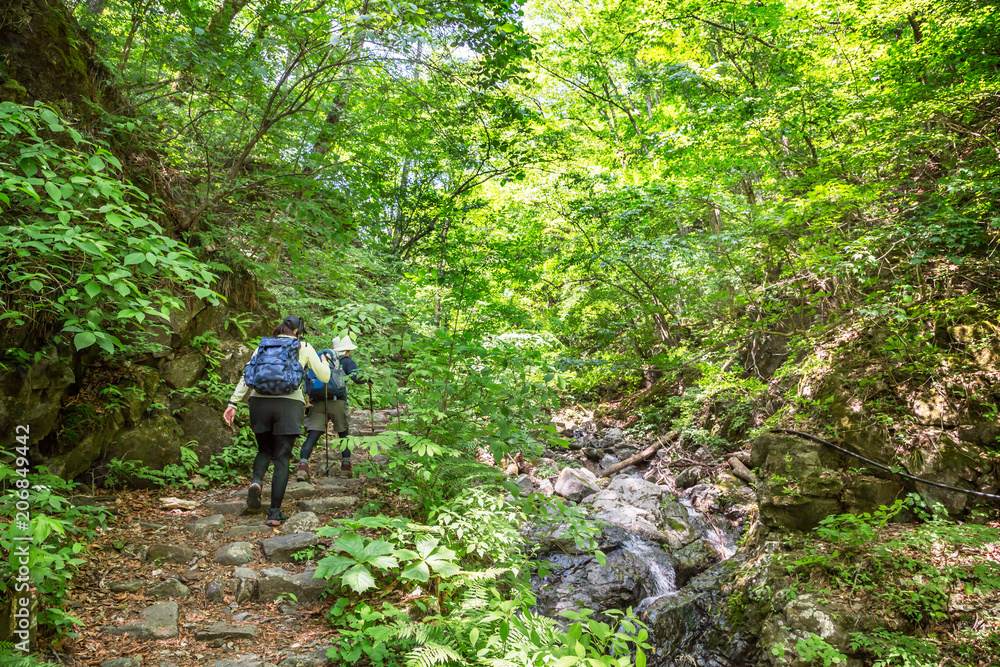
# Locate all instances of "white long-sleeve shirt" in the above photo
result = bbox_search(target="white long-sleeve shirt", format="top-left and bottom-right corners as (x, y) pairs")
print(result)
(228, 335), (331, 404)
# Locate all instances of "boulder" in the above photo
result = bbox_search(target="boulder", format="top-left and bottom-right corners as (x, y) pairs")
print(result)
(751, 433), (850, 531)
(676, 466), (701, 489)
(298, 496), (357, 513)
(205, 581), (224, 602)
(258, 533), (319, 563)
(281, 512), (321, 534)
(258, 567), (329, 603)
(178, 402), (236, 465)
(148, 578), (191, 598)
(195, 622), (258, 640)
(514, 474), (534, 496)
(160, 352), (206, 390)
(101, 601), (179, 640)
(110, 415), (186, 472)
(554, 467), (600, 502)
(215, 542), (256, 566)
(207, 501), (248, 516)
(537, 479), (555, 497)
(146, 545), (195, 564)
(109, 579), (144, 593)
(186, 514), (227, 538)
(227, 524), (272, 539)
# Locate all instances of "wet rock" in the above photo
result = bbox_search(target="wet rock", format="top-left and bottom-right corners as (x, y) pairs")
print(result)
(644, 559), (757, 667)
(186, 514), (227, 538)
(298, 496), (357, 513)
(148, 578), (191, 598)
(215, 542), (255, 566)
(101, 601), (179, 639)
(109, 579), (144, 593)
(672, 539), (721, 586)
(554, 467), (600, 502)
(146, 545), (195, 565)
(281, 512), (320, 534)
(195, 622), (258, 641)
(675, 466), (701, 489)
(259, 532), (319, 562)
(257, 567), (328, 603)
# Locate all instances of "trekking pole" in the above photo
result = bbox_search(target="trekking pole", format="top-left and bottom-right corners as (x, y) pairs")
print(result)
(369, 380), (375, 435)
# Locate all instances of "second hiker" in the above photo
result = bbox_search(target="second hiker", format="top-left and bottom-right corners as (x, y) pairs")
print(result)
(298, 335), (371, 479)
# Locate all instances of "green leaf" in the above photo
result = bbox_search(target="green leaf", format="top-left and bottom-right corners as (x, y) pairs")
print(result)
(44, 181), (62, 202)
(336, 533), (366, 559)
(88, 155), (105, 172)
(342, 563), (376, 593)
(84, 281), (101, 299)
(29, 280), (43, 292)
(402, 561), (430, 582)
(74, 331), (97, 350)
(124, 252), (146, 265)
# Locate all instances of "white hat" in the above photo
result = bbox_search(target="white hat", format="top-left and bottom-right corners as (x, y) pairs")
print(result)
(331, 336), (341, 350)
(334, 335), (358, 353)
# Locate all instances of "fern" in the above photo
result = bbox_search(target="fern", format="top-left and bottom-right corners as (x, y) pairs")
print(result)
(405, 641), (464, 667)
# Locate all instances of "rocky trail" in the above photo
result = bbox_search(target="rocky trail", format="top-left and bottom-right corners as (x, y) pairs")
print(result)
(60, 412), (396, 667)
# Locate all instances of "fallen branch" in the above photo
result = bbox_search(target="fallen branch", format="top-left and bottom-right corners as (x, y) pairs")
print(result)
(728, 457), (757, 485)
(600, 432), (676, 478)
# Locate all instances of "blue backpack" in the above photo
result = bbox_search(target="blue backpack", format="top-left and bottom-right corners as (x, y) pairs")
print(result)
(243, 337), (305, 396)
(306, 349), (346, 399)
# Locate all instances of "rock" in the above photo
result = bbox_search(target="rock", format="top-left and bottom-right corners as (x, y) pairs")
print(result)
(298, 496), (357, 513)
(101, 601), (179, 639)
(233, 567), (259, 580)
(207, 501), (249, 516)
(227, 524), (272, 539)
(588, 478), (698, 548)
(205, 581), (224, 602)
(259, 533), (319, 563)
(604, 428), (624, 442)
(583, 447), (604, 461)
(110, 415), (186, 474)
(644, 560), (756, 666)
(672, 539), (721, 586)
(161, 351), (207, 390)
(109, 579), (144, 593)
(140, 521), (167, 531)
(186, 514), (227, 538)
(102, 659), (141, 667)
(215, 542), (256, 566)
(278, 647), (330, 667)
(281, 512), (320, 534)
(235, 578), (257, 603)
(146, 545), (196, 564)
(598, 454), (620, 469)
(514, 474), (534, 496)
(537, 479), (555, 497)
(258, 567), (329, 603)
(148, 578), (191, 598)
(676, 466), (701, 489)
(262, 482), (316, 500)
(195, 622), (258, 640)
(553, 467), (600, 502)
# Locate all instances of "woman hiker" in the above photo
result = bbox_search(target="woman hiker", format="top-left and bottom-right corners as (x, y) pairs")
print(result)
(297, 335), (371, 480)
(223, 315), (331, 526)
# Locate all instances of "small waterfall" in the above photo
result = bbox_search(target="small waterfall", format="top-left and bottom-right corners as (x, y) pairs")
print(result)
(623, 534), (677, 611)
(678, 498), (737, 560)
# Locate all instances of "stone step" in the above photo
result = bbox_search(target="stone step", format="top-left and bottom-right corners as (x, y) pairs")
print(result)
(298, 496), (358, 513)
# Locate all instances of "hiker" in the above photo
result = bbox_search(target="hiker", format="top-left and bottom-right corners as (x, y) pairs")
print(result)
(297, 335), (371, 479)
(223, 315), (331, 526)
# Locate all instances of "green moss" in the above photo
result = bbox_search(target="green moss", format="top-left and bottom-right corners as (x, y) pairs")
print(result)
(0, 78), (27, 103)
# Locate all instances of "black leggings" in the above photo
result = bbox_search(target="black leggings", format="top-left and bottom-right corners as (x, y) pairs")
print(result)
(252, 432), (297, 509)
(301, 430), (350, 461)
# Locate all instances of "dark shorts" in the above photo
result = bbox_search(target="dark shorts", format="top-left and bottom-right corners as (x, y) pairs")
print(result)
(303, 398), (349, 433)
(248, 396), (304, 435)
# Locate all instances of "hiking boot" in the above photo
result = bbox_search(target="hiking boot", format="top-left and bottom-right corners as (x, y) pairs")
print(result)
(340, 462), (353, 478)
(265, 508), (288, 527)
(247, 480), (262, 510)
(295, 463), (311, 482)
